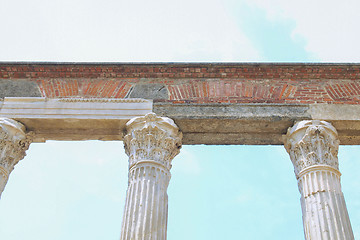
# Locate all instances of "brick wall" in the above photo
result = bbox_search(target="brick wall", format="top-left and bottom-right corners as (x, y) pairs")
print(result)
(1, 63), (360, 104)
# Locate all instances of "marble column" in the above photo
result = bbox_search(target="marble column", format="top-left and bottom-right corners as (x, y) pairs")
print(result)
(0, 118), (32, 198)
(121, 113), (182, 240)
(284, 120), (354, 240)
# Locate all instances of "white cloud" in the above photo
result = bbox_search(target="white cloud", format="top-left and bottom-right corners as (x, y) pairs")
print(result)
(244, 0), (360, 62)
(0, 0), (261, 62)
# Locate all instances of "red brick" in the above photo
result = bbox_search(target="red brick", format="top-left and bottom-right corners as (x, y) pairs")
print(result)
(2, 63), (360, 104)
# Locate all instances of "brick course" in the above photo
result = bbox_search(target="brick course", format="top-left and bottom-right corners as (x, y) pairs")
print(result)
(1, 63), (360, 104)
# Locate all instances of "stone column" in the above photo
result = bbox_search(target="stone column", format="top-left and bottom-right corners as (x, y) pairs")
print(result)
(284, 120), (354, 240)
(121, 113), (182, 240)
(0, 118), (32, 198)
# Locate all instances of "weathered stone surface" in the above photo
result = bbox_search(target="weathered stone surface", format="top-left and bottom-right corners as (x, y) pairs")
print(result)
(284, 120), (339, 176)
(0, 118), (32, 198)
(0, 97), (152, 142)
(154, 103), (360, 145)
(2, 97), (360, 144)
(154, 102), (311, 119)
(121, 113), (182, 240)
(0, 79), (41, 98)
(154, 103), (310, 145)
(284, 120), (354, 240)
(127, 83), (168, 100)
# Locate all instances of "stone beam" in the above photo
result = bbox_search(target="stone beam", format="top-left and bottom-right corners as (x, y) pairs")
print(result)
(154, 103), (360, 145)
(1, 98), (360, 145)
(0, 97), (152, 142)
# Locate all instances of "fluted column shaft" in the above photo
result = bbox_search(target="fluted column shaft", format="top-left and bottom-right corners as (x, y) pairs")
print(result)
(0, 118), (32, 198)
(285, 120), (354, 240)
(121, 113), (182, 240)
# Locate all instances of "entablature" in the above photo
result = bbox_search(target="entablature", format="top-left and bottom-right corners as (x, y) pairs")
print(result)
(1, 97), (360, 145)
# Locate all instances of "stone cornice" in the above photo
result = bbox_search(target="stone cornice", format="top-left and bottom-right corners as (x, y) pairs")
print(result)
(0, 97), (152, 119)
(0, 97), (152, 142)
(58, 98), (148, 103)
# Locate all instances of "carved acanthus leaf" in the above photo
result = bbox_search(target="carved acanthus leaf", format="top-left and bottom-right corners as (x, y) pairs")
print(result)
(0, 118), (33, 174)
(124, 113), (182, 171)
(285, 120), (339, 176)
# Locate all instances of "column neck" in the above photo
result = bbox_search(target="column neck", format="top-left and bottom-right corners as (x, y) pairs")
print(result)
(297, 164), (341, 179)
(297, 166), (342, 198)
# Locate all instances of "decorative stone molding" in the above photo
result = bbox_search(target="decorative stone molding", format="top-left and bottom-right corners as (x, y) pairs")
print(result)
(0, 97), (152, 120)
(0, 118), (33, 198)
(123, 112), (182, 171)
(0, 97), (152, 141)
(121, 113), (182, 240)
(58, 98), (148, 103)
(284, 120), (354, 240)
(284, 120), (339, 177)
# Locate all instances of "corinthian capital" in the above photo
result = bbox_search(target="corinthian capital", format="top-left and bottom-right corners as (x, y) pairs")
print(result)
(284, 120), (339, 177)
(0, 118), (33, 183)
(123, 113), (182, 171)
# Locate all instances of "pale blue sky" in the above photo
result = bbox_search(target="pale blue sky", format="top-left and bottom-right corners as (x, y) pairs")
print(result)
(1, 0), (360, 239)
(1, 143), (360, 239)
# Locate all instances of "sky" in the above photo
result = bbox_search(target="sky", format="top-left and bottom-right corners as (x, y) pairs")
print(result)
(0, 0), (360, 239)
